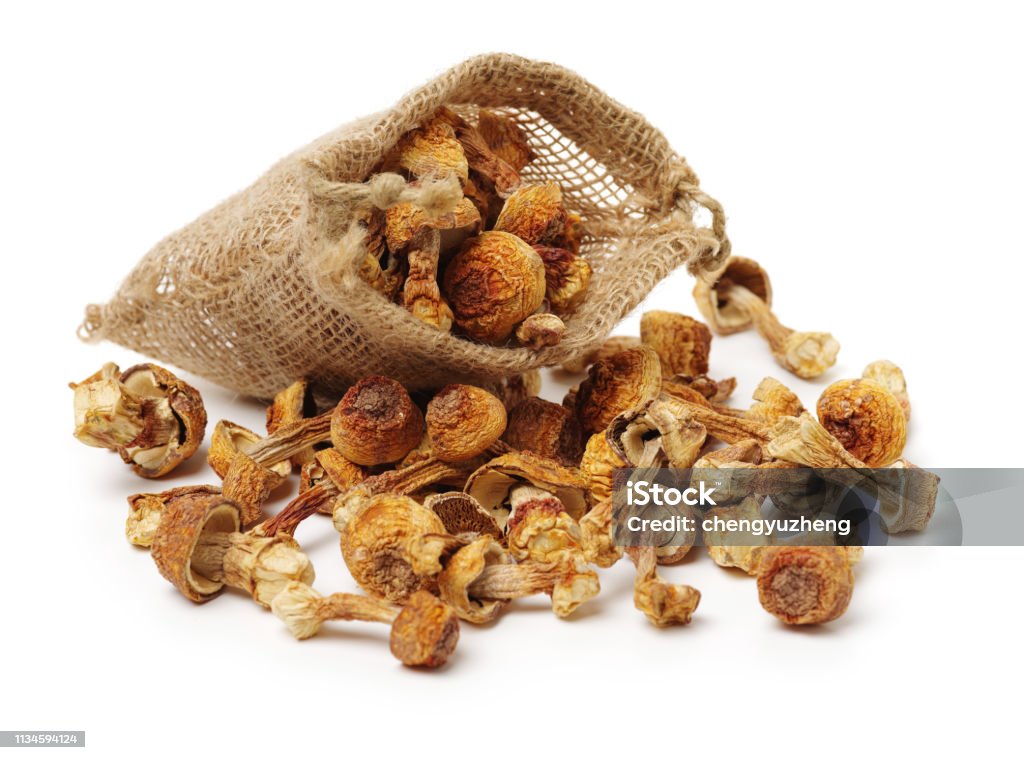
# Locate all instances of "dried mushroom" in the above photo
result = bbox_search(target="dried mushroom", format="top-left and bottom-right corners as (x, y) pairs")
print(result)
(331, 376), (425, 466)
(561, 336), (641, 374)
(816, 379), (907, 467)
(476, 110), (535, 171)
(71, 362), (206, 478)
(515, 312), (566, 349)
(493, 183), (567, 245)
(573, 346), (663, 434)
(126, 484), (221, 548)
(426, 384), (507, 462)
(442, 231), (546, 344)
(380, 113), (469, 182)
(629, 547), (701, 627)
(694, 257), (838, 378)
(424, 491), (501, 539)
(504, 397), (583, 467)
(505, 486), (586, 564)
(339, 493), (461, 602)
(862, 360), (911, 421)
(534, 246), (592, 315)
(440, 538), (599, 620)
(150, 490), (314, 607)
(401, 229), (452, 330)
(265, 379), (319, 468)
(640, 311), (712, 376)
(756, 546), (854, 625)
(464, 450), (589, 531)
(272, 583), (459, 668)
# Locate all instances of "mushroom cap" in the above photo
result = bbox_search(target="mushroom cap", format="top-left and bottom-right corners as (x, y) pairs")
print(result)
(426, 384), (507, 462)
(423, 492), (501, 538)
(757, 546), (854, 625)
(493, 182), (567, 245)
(862, 360), (911, 421)
(314, 448), (368, 493)
(692, 256), (773, 335)
(574, 346), (663, 434)
(389, 590), (460, 668)
(384, 197), (481, 252)
(330, 376), (425, 466)
(437, 537), (511, 623)
(340, 494), (448, 602)
(126, 484), (222, 548)
(550, 555), (601, 618)
(634, 578), (701, 626)
(579, 430), (627, 505)
(477, 110), (535, 172)
(746, 377), (806, 423)
(265, 379), (317, 467)
(504, 397), (583, 467)
(151, 491), (241, 603)
(119, 363), (207, 478)
(639, 311), (712, 377)
(533, 246), (592, 315)
(221, 450), (288, 527)
(208, 420), (290, 480)
(382, 113), (469, 182)
(515, 312), (566, 349)
(464, 451), (589, 531)
(506, 498), (583, 564)
(442, 231), (546, 344)
(816, 379), (907, 467)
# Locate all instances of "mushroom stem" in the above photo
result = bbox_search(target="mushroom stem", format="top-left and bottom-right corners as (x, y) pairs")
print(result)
(271, 582), (459, 668)
(260, 483), (337, 538)
(402, 229), (453, 330)
(245, 412), (333, 467)
(658, 394), (772, 444)
(722, 284), (839, 379)
(466, 562), (563, 599)
(190, 531), (315, 608)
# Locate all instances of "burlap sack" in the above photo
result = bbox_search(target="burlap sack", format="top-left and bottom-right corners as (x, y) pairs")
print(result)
(80, 53), (730, 399)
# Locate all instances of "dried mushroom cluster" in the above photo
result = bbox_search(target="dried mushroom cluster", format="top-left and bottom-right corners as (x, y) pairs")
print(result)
(358, 108), (590, 347)
(72, 252), (932, 666)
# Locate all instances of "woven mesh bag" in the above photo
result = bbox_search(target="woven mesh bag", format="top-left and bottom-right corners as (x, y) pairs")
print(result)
(80, 53), (730, 399)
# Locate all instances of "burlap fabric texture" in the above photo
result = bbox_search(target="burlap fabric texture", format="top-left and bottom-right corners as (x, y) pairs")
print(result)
(80, 53), (731, 399)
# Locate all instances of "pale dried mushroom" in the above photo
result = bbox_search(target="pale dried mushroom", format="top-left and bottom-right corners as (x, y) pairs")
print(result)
(505, 486), (586, 564)
(756, 546), (854, 625)
(573, 346), (663, 434)
(578, 499), (622, 568)
(436, 537), (514, 623)
(515, 312), (566, 349)
(442, 231), (547, 344)
(271, 583), (459, 668)
(862, 360), (911, 421)
(816, 379), (907, 467)
(692, 256), (773, 335)
(71, 362), (206, 478)
(383, 196), (481, 253)
(150, 491), (314, 607)
(426, 384), (507, 462)
(640, 311), (712, 376)
(629, 547), (701, 627)
(744, 377), (806, 423)
(330, 376), (425, 466)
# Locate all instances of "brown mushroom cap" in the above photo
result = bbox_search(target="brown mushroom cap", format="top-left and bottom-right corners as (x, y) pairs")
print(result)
(381, 114), (469, 182)
(579, 431), (627, 505)
(126, 484), (222, 548)
(477, 110), (535, 172)
(151, 491), (240, 603)
(504, 397), (583, 467)
(426, 384), (507, 462)
(424, 492), (501, 538)
(575, 346), (663, 434)
(816, 379), (907, 467)
(533, 246), (592, 316)
(639, 311), (712, 377)
(442, 231), (546, 344)
(464, 450), (588, 531)
(437, 537), (512, 623)
(692, 256), (773, 335)
(757, 546), (854, 625)
(389, 590), (460, 668)
(340, 494), (448, 602)
(330, 376), (425, 466)
(493, 183), (567, 245)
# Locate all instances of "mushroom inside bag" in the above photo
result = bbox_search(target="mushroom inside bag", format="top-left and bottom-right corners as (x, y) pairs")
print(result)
(80, 53), (729, 399)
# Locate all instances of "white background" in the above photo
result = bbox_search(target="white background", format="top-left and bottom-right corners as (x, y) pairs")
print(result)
(2, 1), (1022, 757)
